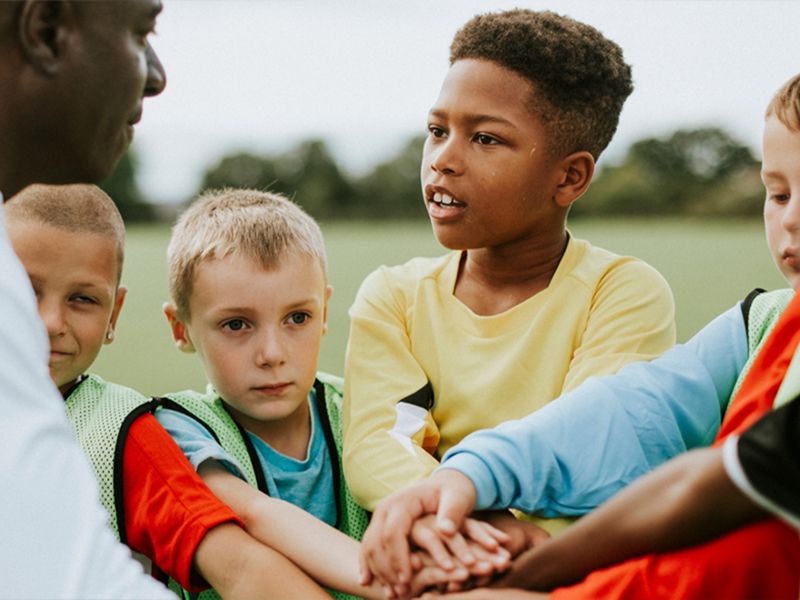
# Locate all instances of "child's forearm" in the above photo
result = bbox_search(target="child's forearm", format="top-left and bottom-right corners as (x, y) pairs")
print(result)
(502, 447), (766, 591)
(198, 461), (383, 599)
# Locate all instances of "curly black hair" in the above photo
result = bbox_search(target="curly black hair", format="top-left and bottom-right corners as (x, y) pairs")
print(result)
(450, 9), (633, 159)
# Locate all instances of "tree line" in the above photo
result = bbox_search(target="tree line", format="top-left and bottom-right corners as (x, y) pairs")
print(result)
(103, 126), (764, 223)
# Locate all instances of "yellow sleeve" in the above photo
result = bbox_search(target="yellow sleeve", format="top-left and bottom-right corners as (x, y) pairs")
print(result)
(342, 267), (441, 511)
(563, 258), (676, 392)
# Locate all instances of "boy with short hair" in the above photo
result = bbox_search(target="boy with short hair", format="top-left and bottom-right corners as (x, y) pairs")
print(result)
(157, 189), (464, 599)
(7, 184), (330, 599)
(343, 8), (675, 525)
(361, 73), (800, 599)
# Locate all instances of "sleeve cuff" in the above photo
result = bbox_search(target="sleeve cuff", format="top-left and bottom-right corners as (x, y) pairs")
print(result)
(722, 435), (800, 529)
(437, 453), (499, 510)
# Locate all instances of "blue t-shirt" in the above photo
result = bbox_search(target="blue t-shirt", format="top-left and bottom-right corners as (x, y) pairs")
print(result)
(156, 388), (336, 527)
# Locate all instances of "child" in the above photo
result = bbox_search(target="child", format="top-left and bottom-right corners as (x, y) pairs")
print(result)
(342, 8), (676, 528)
(6, 184), (329, 599)
(155, 189), (518, 599)
(361, 73), (800, 599)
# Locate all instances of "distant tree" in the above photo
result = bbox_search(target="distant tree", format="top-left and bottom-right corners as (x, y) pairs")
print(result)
(575, 127), (762, 217)
(354, 135), (427, 218)
(198, 140), (356, 220)
(99, 147), (156, 222)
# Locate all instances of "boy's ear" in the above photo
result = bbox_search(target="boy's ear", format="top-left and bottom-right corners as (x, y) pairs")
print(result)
(104, 286), (127, 346)
(322, 285), (333, 335)
(163, 302), (196, 353)
(18, 1), (77, 76)
(553, 151), (595, 208)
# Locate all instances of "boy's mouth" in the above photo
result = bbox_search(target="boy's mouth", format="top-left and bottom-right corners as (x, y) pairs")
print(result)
(425, 186), (466, 208)
(253, 382), (292, 395)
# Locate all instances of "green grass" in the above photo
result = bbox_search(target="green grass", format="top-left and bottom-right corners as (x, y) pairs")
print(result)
(92, 218), (785, 396)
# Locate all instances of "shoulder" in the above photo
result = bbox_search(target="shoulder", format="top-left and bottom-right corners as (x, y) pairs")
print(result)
(357, 253), (454, 296)
(567, 237), (672, 300)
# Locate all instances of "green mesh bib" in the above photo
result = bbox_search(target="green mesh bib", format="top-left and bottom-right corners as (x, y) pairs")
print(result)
(728, 289), (795, 404)
(64, 374), (157, 542)
(160, 372), (369, 600)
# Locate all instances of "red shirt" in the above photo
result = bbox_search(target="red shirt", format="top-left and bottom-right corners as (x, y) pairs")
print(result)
(123, 413), (242, 592)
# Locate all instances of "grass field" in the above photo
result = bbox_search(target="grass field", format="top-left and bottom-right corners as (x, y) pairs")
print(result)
(92, 218), (786, 396)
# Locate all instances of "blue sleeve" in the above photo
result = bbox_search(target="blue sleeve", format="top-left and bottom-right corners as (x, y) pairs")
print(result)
(154, 407), (246, 480)
(441, 304), (748, 517)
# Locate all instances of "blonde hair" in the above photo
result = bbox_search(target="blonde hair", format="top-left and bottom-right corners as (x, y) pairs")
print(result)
(6, 184), (125, 280)
(766, 73), (800, 132)
(168, 188), (327, 320)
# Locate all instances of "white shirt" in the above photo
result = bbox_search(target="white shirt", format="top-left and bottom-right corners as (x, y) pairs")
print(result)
(0, 202), (172, 598)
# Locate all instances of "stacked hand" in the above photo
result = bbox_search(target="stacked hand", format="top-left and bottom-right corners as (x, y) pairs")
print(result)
(359, 469), (549, 599)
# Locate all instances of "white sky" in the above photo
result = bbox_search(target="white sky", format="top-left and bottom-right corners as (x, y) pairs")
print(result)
(135, 0), (800, 203)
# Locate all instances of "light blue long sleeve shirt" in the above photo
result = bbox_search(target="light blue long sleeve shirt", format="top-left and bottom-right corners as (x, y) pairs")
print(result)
(440, 304), (747, 517)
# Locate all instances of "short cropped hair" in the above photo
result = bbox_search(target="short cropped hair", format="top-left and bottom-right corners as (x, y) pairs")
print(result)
(766, 73), (800, 132)
(450, 9), (633, 159)
(168, 188), (327, 320)
(6, 184), (125, 280)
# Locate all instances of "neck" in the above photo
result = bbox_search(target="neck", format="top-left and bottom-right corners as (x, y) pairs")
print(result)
(454, 227), (569, 316)
(242, 400), (312, 461)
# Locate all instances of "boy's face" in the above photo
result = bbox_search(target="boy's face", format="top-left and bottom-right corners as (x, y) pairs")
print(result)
(167, 252), (331, 438)
(48, 1), (166, 183)
(8, 221), (125, 394)
(763, 116), (800, 290)
(421, 58), (564, 251)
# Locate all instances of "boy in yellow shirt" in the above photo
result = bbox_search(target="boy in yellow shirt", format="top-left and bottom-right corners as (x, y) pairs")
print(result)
(343, 9), (675, 518)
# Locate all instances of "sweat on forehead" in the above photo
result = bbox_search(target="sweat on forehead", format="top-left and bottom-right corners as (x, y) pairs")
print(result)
(167, 188), (327, 319)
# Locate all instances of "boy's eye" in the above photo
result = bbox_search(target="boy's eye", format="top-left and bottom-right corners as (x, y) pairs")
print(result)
(72, 295), (99, 305)
(427, 125), (446, 139)
(288, 312), (310, 325)
(474, 133), (499, 145)
(223, 319), (248, 332)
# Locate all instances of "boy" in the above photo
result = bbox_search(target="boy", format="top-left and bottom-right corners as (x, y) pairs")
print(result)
(343, 8), (675, 526)
(7, 184), (329, 599)
(157, 189), (463, 599)
(0, 2), (172, 596)
(362, 73), (800, 599)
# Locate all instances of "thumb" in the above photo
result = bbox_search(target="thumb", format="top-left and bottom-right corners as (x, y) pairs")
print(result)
(435, 471), (476, 535)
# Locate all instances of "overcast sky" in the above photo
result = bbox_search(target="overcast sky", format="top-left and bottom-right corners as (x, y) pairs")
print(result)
(134, 1), (800, 203)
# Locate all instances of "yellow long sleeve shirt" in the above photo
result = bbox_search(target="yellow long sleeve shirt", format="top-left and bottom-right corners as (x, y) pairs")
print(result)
(343, 236), (676, 510)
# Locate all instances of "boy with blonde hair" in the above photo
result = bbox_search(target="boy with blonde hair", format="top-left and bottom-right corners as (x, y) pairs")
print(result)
(8, 184), (331, 599)
(362, 73), (800, 599)
(158, 189), (462, 599)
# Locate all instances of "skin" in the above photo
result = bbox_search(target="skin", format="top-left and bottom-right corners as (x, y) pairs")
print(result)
(0, 0), (166, 197)
(421, 58), (594, 316)
(762, 115), (800, 290)
(7, 220), (125, 394)
(166, 251), (331, 459)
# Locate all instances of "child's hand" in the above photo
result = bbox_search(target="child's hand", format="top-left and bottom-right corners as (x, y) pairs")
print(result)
(359, 470), (478, 597)
(479, 511), (550, 557)
(410, 515), (511, 576)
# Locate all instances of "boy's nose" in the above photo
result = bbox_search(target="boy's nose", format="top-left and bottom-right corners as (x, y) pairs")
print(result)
(40, 302), (67, 337)
(783, 195), (800, 232)
(427, 139), (463, 176)
(255, 332), (287, 367)
(144, 43), (166, 97)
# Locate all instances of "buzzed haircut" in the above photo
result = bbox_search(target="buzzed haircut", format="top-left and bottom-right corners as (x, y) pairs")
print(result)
(767, 73), (800, 132)
(450, 9), (633, 159)
(167, 188), (327, 320)
(6, 184), (125, 279)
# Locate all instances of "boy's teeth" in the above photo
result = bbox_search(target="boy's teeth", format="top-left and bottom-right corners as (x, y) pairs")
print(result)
(433, 192), (442, 203)
(441, 194), (453, 205)
(431, 191), (457, 206)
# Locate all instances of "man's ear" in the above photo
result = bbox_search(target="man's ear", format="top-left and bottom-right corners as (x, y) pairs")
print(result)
(18, 0), (76, 76)
(163, 302), (196, 353)
(104, 286), (127, 346)
(553, 150), (595, 208)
